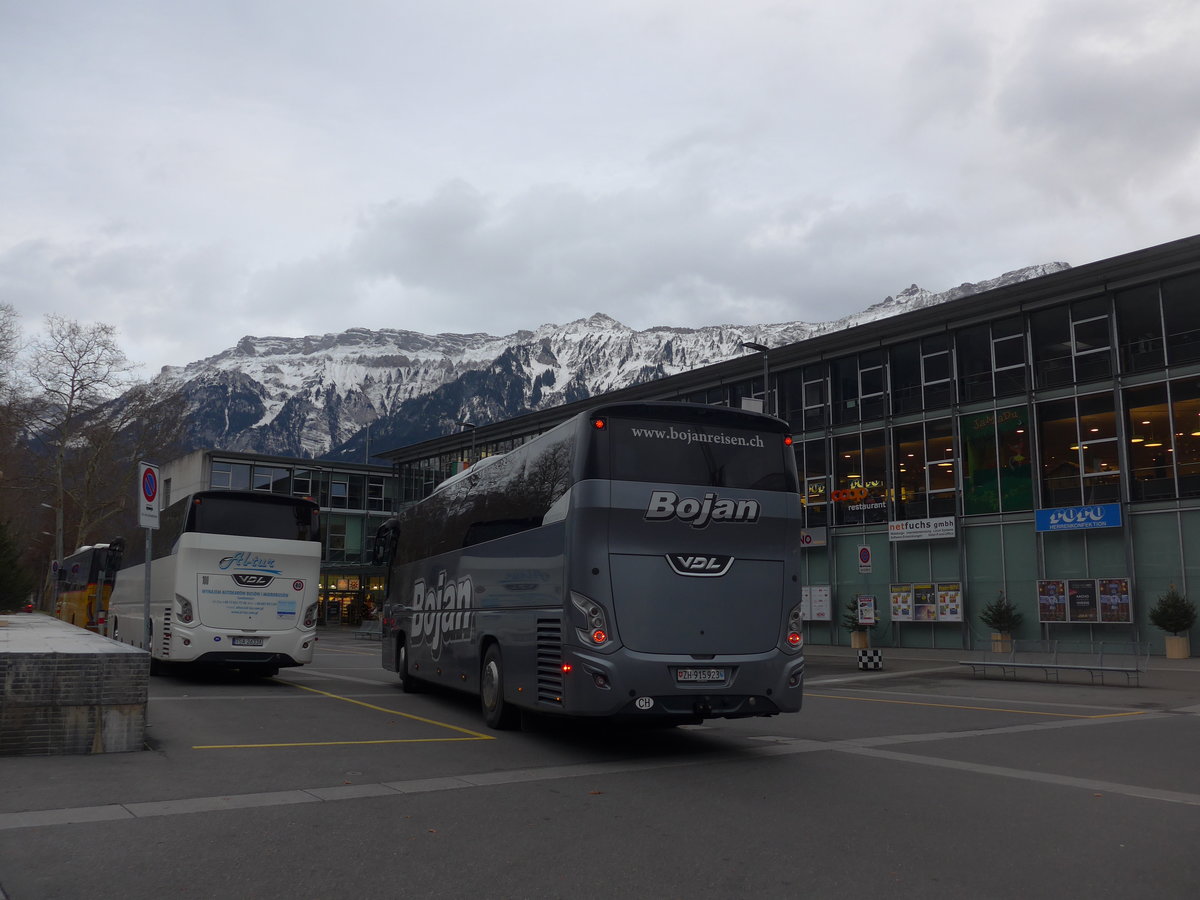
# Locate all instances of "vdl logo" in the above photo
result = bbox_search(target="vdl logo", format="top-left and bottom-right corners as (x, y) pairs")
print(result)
(232, 573), (273, 587)
(666, 554), (735, 577)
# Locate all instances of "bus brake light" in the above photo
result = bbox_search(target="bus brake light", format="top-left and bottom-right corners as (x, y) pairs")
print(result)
(784, 435), (793, 446)
(592, 417), (606, 430)
(787, 631), (802, 647)
(591, 629), (608, 645)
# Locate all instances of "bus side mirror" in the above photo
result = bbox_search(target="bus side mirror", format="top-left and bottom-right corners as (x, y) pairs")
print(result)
(372, 518), (399, 566)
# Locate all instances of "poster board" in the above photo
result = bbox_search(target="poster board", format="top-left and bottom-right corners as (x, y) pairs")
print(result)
(1067, 579), (1099, 623)
(1098, 578), (1133, 623)
(913, 583), (937, 622)
(856, 595), (877, 626)
(889, 584), (913, 622)
(937, 582), (963, 622)
(1038, 579), (1067, 623)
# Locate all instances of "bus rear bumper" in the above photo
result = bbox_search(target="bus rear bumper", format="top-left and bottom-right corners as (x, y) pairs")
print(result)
(559, 648), (805, 721)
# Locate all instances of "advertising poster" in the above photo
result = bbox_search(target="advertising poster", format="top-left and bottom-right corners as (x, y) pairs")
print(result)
(800, 585), (812, 621)
(937, 582), (963, 622)
(890, 583), (913, 622)
(810, 584), (832, 621)
(913, 583), (937, 621)
(1038, 580), (1067, 623)
(856, 595), (877, 626)
(1067, 579), (1099, 623)
(1099, 578), (1133, 624)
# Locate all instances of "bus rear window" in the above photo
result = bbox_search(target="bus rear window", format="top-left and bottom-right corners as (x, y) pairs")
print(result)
(188, 495), (321, 542)
(607, 418), (796, 492)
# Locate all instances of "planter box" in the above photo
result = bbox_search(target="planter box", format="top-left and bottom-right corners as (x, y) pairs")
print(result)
(1164, 635), (1191, 659)
(850, 631), (870, 650)
(991, 632), (1013, 653)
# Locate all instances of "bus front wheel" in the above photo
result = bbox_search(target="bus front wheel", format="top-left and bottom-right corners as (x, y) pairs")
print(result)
(480, 644), (519, 730)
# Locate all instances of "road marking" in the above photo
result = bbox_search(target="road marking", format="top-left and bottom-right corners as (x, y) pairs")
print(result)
(191, 680), (494, 749)
(805, 691), (1146, 719)
(5, 710), (1194, 831)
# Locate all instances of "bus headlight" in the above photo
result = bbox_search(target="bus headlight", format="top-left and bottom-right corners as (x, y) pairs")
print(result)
(571, 592), (611, 647)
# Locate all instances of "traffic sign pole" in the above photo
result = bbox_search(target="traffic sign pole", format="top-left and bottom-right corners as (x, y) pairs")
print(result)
(138, 462), (160, 652)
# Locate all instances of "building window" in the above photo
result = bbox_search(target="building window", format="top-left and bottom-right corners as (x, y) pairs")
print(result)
(830, 356), (859, 425)
(1031, 305), (1073, 389)
(889, 341), (922, 414)
(801, 365), (826, 431)
(325, 515), (346, 563)
(832, 430), (886, 526)
(921, 335), (953, 409)
(1038, 393), (1120, 507)
(925, 418), (957, 517)
(991, 316), (1027, 397)
(211, 461), (251, 491)
(802, 437), (827, 527)
(1163, 272), (1200, 365)
(858, 350), (886, 421)
(1171, 376), (1200, 498)
(253, 465), (290, 494)
(1124, 383), (1173, 501)
(367, 476), (388, 512)
(1115, 284), (1165, 373)
(1071, 297), (1113, 383)
(956, 324), (993, 402)
(330, 477), (348, 509)
(293, 469), (313, 497)
(893, 423), (926, 520)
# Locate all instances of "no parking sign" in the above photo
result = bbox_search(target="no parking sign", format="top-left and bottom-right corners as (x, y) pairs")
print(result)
(138, 461), (160, 529)
(857, 544), (872, 574)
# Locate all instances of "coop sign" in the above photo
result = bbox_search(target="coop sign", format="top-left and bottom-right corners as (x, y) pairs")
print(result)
(1035, 504), (1122, 533)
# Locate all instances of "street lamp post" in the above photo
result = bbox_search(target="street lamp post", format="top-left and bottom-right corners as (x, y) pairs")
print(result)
(459, 420), (477, 466)
(739, 342), (772, 415)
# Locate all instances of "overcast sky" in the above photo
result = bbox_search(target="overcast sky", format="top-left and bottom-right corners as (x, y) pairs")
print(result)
(3, 0), (1198, 377)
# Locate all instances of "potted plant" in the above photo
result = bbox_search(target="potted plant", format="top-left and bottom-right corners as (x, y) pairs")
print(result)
(1149, 584), (1196, 659)
(979, 592), (1023, 653)
(842, 597), (875, 650)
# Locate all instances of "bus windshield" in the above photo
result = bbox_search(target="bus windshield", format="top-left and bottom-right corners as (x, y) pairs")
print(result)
(185, 494), (321, 542)
(606, 416), (796, 492)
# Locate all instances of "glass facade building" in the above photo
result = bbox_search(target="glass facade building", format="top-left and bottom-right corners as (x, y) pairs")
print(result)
(378, 235), (1200, 654)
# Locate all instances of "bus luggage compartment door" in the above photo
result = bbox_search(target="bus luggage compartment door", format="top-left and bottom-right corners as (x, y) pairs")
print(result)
(608, 553), (782, 655)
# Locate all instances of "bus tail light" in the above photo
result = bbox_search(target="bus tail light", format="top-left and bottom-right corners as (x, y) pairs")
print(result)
(783, 603), (803, 652)
(571, 592), (611, 647)
(177, 597), (194, 624)
(303, 603), (318, 628)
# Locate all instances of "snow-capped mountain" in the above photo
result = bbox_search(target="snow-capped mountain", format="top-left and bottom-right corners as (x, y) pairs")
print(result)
(151, 262), (1069, 460)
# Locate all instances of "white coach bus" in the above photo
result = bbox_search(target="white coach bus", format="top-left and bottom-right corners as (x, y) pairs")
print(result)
(107, 490), (322, 676)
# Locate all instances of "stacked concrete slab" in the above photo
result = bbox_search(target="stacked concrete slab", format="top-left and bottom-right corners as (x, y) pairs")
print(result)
(0, 614), (149, 756)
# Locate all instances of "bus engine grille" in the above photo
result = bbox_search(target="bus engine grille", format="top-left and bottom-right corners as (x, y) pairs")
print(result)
(536, 618), (564, 706)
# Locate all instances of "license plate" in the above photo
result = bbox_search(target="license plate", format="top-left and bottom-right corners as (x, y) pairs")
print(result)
(676, 667), (726, 683)
(232, 637), (264, 647)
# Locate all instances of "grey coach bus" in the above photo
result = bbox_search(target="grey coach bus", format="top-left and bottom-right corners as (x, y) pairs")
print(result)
(374, 401), (806, 729)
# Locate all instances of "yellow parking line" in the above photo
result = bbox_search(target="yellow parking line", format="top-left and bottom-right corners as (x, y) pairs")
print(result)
(194, 737), (487, 749)
(806, 692), (1146, 719)
(191, 681), (495, 749)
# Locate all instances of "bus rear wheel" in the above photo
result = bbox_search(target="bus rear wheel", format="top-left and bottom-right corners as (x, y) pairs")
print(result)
(397, 639), (424, 693)
(480, 645), (519, 730)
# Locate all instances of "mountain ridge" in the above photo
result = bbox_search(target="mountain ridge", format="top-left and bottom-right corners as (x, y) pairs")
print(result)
(147, 261), (1069, 460)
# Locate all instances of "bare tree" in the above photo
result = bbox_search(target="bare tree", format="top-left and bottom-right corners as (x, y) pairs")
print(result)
(24, 315), (138, 565)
